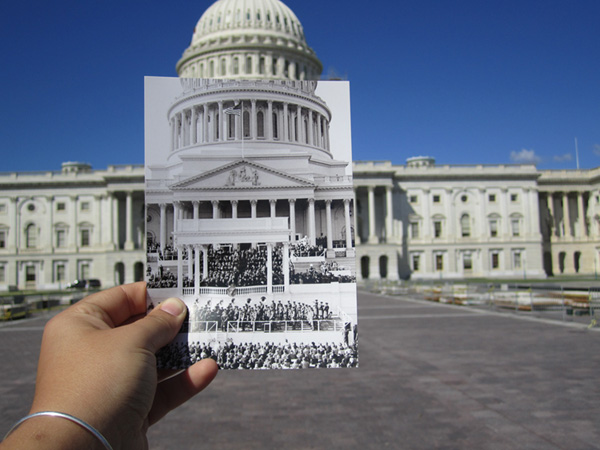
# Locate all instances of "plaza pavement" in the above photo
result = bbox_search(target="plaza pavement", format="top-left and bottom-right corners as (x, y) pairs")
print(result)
(1, 290), (599, 449)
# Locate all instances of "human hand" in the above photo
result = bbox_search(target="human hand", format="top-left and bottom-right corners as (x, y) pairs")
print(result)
(1, 282), (218, 449)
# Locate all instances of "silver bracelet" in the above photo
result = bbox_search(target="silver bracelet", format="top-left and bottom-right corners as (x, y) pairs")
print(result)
(3, 411), (113, 449)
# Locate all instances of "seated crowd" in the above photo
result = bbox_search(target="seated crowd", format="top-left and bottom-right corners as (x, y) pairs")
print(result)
(156, 340), (359, 370)
(189, 298), (333, 332)
(146, 243), (354, 289)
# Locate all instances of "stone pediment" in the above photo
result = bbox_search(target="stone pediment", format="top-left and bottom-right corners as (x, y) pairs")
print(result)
(169, 160), (315, 191)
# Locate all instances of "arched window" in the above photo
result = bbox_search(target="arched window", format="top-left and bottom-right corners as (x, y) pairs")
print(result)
(199, 63), (204, 77)
(460, 214), (471, 237)
(220, 58), (227, 76)
(209, 60), (214, 77)
(233, 57), (239, 75)
(272, 112), (278, 139)
(246, 56), (252, 74)
(303, 117), (308, 143)
(243, 111), (250, 138)
(228, 114), (235, 139)
(257, 111), (265, 138)
(25, 223), (37, 248)
(259, 57), (265, 75)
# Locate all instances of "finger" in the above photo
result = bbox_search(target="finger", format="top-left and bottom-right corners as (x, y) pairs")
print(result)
(76, 282), (148, 328)
(149, 358), (218, 425)
(126, 297), (188, 353)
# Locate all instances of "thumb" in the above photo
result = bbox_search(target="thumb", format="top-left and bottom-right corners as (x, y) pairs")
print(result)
(128, 297), (188, 354)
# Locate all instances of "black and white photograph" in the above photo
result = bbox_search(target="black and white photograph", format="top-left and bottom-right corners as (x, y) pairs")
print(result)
(144, 77), (358, 370)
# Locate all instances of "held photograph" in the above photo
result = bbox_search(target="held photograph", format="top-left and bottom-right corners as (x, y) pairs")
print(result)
(144, 77), (357, 370)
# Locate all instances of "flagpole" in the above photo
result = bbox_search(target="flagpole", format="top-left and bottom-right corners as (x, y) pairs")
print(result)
(241, 100), (244, 160)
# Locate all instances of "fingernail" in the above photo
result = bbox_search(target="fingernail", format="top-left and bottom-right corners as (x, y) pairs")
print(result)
(160, 298), (185, 317)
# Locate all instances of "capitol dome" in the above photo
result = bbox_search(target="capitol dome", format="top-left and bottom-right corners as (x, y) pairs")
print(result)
(176, 0), (322, 80)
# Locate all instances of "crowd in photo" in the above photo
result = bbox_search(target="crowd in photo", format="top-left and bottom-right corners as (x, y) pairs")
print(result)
(200, 246), (284, 287)
(146, 242), (355, 289)
(156, 340), (359, 370)
(147, 242), (186, 261)
(290, 239), (324, 257)
(189, 297), (333, 331)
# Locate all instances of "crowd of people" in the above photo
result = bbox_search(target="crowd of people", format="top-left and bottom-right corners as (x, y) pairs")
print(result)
(156, 339), (359, 370)
(146, 242), (355, 289)
(147, 243), (184, 261)
(189, 298), (334, 332)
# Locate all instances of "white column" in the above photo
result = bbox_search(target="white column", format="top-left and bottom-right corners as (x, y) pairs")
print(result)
(250, 200), (257, 219)
(529, 189), (540, 238)
(159, 203), (166, 251)
(192, 201), (199, 220)
(270, 199), (276, 218)
(111, 194), (118, 249)
(267, 100), (273, 140)
(547, 193), (556, 237)
(194, 245), (200, 295)
(182, 111), (189, 147)
(367, 186), (377, 244)
(170, 118), (176, 151)
(308, 198), (316, 246)
(283, 103), (289, 142)
(212, 200), (219, 219)
(173, 202), (179, 243)
(191, 107), (197, 145)
(283, 242), (290, 291)
(578, 192), (586, 238)
(202, 245), (208, 279)
(500, 188), (509, 238)
(296, 105), (302, 142)
(385, 186), (394, 242)
(325, 200), (333, 250)
(203, 104), (208, 143)
(218, 101), (224, 141)
(187, 245), (193, 282)
(307, 110), (314, 146)
(422, 189), (431, 239)
(267, 243), (273, 294)
(353, 195), (361, 245)
(72, 195), (79, 249)
(563, 192), (572, 238)
(289, 199), (296, 241)
(344, 198), (353, 249)
(125, 192), (134, 250)
(177, 246), (183, 293)
(317, 114), (322, 148)
(231, 200), (238, 219)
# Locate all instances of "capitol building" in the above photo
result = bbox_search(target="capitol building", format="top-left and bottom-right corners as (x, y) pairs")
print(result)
(1, 0), (599, 290)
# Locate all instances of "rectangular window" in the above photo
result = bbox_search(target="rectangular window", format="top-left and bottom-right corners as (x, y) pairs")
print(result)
(81, 229), (90, 247)
(0, 230), (5, 248)
(409, 195), (418, 204)
(434, 221), (442, 238)
(490, 219), (498, 237)
(489, 194), (496, 203)
(0, 204), (6, 213)
(435, 254), (443, 271)
(56, 229), (66, 248)
(0, 265), (5, 283)
(56, 202), (66, 211)
(433, 195), (440, 203)
(79, 263), (90, 280)
(55, 263), (66, 282)
(26, 265), (36, 283)
(491, 252), (500, 269)
(511, 194), (518, 202)
(410, 222), (419, 239)
(80, 202), (90, 212)
(513, 252), (522, 269)
(511, 219), (520, 237)
(412, 254), (420, 272)
(463, 254), (472, 270)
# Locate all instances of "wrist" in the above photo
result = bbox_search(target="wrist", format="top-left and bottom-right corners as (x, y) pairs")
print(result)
(2, 413), (110, 450)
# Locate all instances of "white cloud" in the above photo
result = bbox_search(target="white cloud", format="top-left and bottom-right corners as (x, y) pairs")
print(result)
(553, 153), (573, 162)
(510, 149), (541, 165)
(594, 144), (600, 156)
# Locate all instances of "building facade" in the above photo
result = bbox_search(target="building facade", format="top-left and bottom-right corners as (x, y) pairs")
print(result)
(0, 162), (145, 290)
(1, 0), (599, 289)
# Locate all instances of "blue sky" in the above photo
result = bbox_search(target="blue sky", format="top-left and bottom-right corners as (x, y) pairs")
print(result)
(1, 0), (599, 172)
